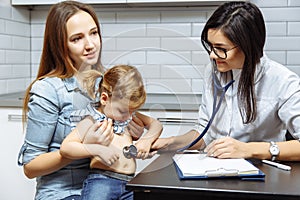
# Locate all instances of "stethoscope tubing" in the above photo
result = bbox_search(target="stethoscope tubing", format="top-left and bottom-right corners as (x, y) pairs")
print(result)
(177, 72), (234, 152)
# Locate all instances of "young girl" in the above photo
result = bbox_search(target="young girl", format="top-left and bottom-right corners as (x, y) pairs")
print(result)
(60, 65), (161, 200)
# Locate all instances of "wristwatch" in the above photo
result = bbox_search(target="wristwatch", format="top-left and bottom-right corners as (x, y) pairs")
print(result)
(269, 141), (279, 161)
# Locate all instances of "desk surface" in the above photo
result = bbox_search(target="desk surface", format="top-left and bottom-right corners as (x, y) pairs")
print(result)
(127, 153), (300, 200)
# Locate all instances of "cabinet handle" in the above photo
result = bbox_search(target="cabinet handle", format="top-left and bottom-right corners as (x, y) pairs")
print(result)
(8, 114), (22, 122)
(157, 117), (196, 125)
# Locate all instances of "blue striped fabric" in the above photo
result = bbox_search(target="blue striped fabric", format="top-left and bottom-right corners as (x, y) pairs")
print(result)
(69, 103), (131, 134)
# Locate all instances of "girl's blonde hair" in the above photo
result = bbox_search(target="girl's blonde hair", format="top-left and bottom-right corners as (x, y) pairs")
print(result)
(84, 65), (146, 110)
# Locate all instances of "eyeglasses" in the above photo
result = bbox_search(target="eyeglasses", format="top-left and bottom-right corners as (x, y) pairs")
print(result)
(202, 40), (238, 59)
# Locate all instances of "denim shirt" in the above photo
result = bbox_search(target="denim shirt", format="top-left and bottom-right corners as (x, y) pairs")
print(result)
(18, 76), (93, 200)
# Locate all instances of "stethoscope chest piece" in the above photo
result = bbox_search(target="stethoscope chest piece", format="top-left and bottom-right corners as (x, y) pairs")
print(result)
(123, 144), (137, 159)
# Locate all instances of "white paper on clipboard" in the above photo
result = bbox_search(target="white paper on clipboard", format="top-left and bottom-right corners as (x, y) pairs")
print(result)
(173, 154), (259, 177)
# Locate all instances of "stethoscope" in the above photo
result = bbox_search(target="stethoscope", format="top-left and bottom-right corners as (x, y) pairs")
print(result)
(122, 68), (235, 158)
(123, 144), (138, 159)
(176, 69), (235, 152)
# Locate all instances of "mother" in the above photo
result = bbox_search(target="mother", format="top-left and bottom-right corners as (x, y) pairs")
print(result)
(18, 1), (160, 199)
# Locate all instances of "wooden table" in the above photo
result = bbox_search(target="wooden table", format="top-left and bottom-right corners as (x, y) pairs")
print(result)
(127, 153), (300, 200)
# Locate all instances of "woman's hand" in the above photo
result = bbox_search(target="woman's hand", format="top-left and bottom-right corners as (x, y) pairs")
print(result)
(204, 137), (250, 159)
(127, 114), (145, 140)
(81, 118), (114, 146)
(151, 137), (175, 152)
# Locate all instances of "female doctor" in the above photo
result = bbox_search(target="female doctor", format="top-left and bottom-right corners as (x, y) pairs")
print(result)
(151, 1), (300, 161)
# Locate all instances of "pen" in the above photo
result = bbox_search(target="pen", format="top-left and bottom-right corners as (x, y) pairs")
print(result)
(262, 159), (291, 171)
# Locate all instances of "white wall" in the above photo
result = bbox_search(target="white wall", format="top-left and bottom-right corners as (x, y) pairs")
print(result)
(0, 0), (300, 95)
(0, 0), (31, 94)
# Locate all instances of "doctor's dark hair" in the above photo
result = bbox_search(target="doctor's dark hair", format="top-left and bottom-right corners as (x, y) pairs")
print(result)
(201, 1), (266, 123)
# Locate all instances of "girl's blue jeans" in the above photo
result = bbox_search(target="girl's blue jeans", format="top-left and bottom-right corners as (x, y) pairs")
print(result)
(81, 173), (133, 200)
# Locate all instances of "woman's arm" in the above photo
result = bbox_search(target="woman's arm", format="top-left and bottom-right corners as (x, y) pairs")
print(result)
(22, 80), (74, 179)
(151, 129), (204, 152)
(275, 140), (300, 161)
(24, 151), (72, 179)
(204, 137), (300, 161)
(23, 121), (104, 179)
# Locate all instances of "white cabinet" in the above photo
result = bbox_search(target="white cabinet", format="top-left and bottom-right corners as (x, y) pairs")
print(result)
(127, 0), (232, 5)
(140, 109), (198, 138)
(0, 108), (35, 200)
(11, 0), (126, 5)
(11, 0), (239, 6)
(85, 0), (126, 3)
(12, 0), (58, 5)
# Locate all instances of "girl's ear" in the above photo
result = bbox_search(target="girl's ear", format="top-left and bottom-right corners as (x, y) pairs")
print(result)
(100, 92), (109, 105)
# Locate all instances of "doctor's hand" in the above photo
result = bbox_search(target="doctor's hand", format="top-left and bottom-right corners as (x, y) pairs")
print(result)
(204, 137), (250, 159)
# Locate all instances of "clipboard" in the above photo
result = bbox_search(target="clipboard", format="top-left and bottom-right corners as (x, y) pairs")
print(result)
(173, 154), (265, 180)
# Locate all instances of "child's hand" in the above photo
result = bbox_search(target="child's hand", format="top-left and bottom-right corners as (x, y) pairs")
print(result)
(94, 145), (120, 166)
(134, 138), (156, 160)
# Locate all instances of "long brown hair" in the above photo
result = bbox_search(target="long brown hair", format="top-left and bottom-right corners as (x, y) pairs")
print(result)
(22, 1), (103, 122)
(201, 1), (265, 123)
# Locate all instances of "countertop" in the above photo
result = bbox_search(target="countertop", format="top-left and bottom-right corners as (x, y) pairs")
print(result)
(0, 92), (25, 108)
(0, 91), (201, 111)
